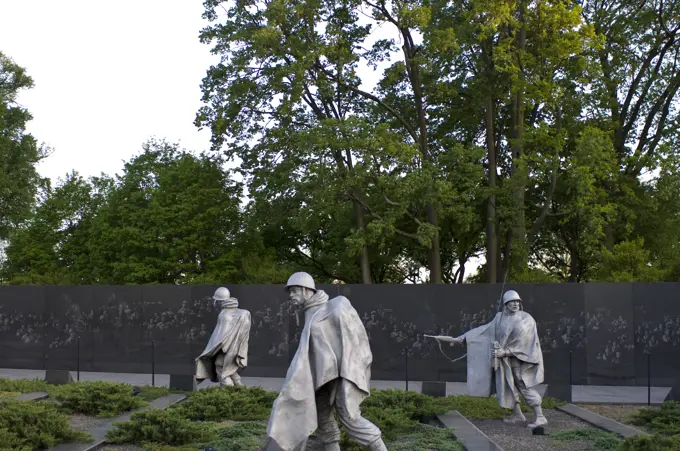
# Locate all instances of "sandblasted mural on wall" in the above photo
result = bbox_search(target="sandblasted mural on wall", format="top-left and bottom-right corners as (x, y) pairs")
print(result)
(0, 283), (678, 383)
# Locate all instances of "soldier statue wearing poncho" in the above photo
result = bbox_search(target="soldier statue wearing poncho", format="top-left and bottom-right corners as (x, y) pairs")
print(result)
(266, 272), (388, 451)
(195, 287), (251, 387)
(433, 290), (547, 428)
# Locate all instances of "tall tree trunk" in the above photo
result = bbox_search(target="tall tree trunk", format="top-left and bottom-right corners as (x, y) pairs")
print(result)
(485, 96), (498, 284)
(426, 204), (442, 283)
(508, 1), (528, 273)
(352, 198), (372, 283)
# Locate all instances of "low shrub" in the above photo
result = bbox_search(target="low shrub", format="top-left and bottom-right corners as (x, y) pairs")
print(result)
(0, 377), (48, 393)
(618, 434), (680, 450)
(136, 385), (171, 402)
(385, 424), (464, 451)
(174, 386), (277, 421)
(53, 380), (146, 417)
(106, 408), (217, 446)
(0, 399), (90, 450)
(551, 428), (621, 450)
(209, 421), (268, 451)
(630, 401), (680, 435)
(0, 390), (19, 399)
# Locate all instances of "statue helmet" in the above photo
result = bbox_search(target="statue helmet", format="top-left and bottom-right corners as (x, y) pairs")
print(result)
(213, 287), (231, 301)
(285, 272), (316, 292)
(502, 290), (522, 304)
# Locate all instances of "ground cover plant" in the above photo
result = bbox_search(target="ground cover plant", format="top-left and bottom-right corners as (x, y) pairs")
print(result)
(615, 401), (680, 450)
(0, 377), (173, 417)
(550, 428), (622, 450)
(0, 398), (91, 450)
(104, 386), (566, 450)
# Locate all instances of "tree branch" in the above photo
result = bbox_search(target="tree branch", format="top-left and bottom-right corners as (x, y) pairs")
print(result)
(347, 192), (422, 241)
(314, 64), (420, 144)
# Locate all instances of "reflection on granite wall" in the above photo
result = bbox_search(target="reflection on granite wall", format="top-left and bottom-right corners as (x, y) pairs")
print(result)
(0, 283), (678, 385)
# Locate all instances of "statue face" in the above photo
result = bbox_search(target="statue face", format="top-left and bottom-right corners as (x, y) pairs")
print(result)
(505, 300), (521, 314)
(288, 286), (307, 307)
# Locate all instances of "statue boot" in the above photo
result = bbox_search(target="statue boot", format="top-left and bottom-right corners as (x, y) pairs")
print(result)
(324, 442), (341, 451)
(527, 405), (548, 428)
(368, 438), (388, 451)
(503, 403), (527, 424)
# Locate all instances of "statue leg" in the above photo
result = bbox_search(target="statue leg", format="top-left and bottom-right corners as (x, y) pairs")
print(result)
(511, 363), (547, 428)
(522, 386), (547, 428)
(315, 382), (341, 451)
(334, 379), (387, 451)
(230, 372), (244, 386)
(503, 402), (527, 424)
(502, 360), (527, 424)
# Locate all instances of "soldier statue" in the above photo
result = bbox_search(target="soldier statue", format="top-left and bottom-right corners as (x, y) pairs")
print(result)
(195, 287), (251, 387)
(266, 272), (387, 451)
(433, 290), (547, 428)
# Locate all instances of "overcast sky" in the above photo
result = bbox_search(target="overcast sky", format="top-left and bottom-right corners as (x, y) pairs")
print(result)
(1, 1), (219, 184)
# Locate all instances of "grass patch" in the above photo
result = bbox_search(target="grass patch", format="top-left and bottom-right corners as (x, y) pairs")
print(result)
(551, 428), (621, 450)
(0, 399), (91, 450)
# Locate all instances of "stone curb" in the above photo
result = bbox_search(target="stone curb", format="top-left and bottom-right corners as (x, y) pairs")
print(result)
(16, 391), (49, 401)
(436, 410), (504, 451)
(556, 403), (649, 438)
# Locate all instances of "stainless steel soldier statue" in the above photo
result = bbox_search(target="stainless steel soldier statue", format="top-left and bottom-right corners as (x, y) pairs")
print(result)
(266, 272), (388, 451)
(433, 290), (547, 428)
(195, 287), (251, 387)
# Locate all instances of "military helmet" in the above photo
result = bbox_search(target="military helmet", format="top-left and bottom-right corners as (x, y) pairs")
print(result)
(502, 290), (522, 304)
(285, 272), (316, 292)
(213, 287), (231, 301)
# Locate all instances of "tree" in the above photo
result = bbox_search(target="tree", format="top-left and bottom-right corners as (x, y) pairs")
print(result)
(2, 140), (246, 285)
(196, 0), (490, 283)
(0, 52), (49, 241)
(90, 140), (243, 284)
(2, 172), (101, 284)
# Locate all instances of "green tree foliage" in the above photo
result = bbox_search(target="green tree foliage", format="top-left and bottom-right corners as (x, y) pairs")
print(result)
(4, 0), (680, 284)
(0, 52), (48, 241)
(1, 140), (278, 284)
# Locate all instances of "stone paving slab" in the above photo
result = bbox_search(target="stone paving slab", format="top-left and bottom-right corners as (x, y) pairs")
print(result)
(16, 391), (49, 401)
(437, 410), (504, 451)
(556, 403), (649, 438)
(49, 393), (186, 451)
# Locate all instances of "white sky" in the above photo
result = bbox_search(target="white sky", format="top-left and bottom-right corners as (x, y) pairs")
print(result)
(0, 1), (219, 184)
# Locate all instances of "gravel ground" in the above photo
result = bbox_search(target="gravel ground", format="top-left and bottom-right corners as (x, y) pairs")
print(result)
(576, 403), (653, 433)
(68, 414), (108, 432)
(472, 409), (609, 451)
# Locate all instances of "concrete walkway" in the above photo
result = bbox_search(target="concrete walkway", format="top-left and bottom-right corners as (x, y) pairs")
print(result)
(0, 368), (671, 404)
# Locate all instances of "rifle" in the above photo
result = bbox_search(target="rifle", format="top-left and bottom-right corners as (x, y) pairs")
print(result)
(424, 334), (459, 343)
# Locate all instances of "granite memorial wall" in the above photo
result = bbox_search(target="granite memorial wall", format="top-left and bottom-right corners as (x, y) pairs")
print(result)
(0, 282), (677, 385)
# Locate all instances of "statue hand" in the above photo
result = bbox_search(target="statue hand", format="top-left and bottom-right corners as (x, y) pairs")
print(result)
(493, 348), (509, 358)
(448, 337), (464, 347)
